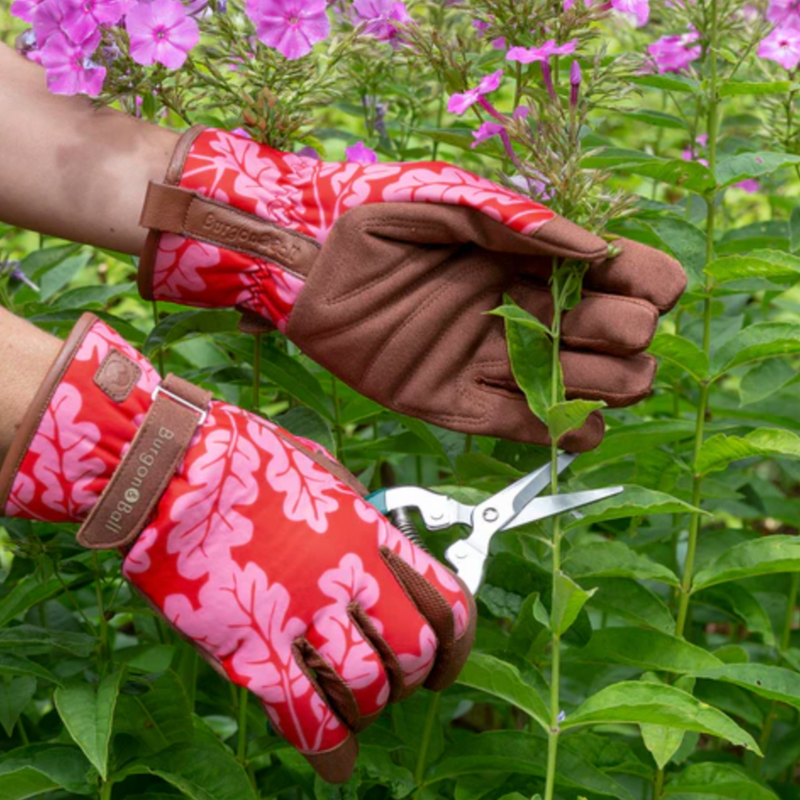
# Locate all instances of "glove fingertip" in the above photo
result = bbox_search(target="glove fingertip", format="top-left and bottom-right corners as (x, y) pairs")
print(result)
(556, 410), (605, 452)
(531, 215), (608, 262)
(305, 734), (359, 784)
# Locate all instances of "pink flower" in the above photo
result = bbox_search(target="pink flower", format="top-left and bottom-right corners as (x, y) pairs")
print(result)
(768, 0), (800, 25)
(471, 121), (504, 148)
(611, 0), (649, 26)
(11, 0), (46, 23)
(447, 69), (503, 115)
(648, 31), (701, 72)
(345, 141), (378, 164)
(40, 31), (105, 95)
(127, 0), (199, 69)
(353, 0), (411, 41)
(33, 0), (99, 46)
(735, 178), (759, 192)
(245, 0), (330, 60)
(506, 39), (577, 64)
(758, 25), (800, 70)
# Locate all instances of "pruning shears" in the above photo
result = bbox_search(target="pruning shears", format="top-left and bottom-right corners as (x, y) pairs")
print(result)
(367, 453), (623, 594)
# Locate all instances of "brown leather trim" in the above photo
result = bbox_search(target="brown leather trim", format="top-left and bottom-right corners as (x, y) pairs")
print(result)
(76, 373), (211, 549)
(140, 183), (319, 279)
(94, 350), (142, 402)
(137, 125), (207, 300)
(303, 734), (358, 784)
(0, 313), (100, 513)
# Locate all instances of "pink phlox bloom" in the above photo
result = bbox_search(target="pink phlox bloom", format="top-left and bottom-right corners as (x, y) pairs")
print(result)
(647, 30), (701, 73)
(127, 0), (199, 69)
(510, 173), (553, 202)
(62, 0), (127, 42)
(40, 31), (106, 95)
(491, 36), (506, 49)
(473, 18), (491, 35)
(768, 0), (800, 25)
(345, 142), (378, 164)
(471, 121), (505, 148)
(353, 0), (412, 41)
(513, 105), (531, 119)
(33, 0), (99, 47)
(447, 69), (503, 115)
(758, 25), (800, 70)
(11, 0), (46, 23)
(245, 0), (330, 60)
(506, 39), (577, 64)
(735, 178), (759, 192)
(231, 127), (253, 139)
(296, 145), (320, 160)
(611, 0), (649, 26)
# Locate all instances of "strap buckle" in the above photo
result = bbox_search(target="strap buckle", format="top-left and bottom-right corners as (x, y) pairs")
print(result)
(152, 384), (208, 426)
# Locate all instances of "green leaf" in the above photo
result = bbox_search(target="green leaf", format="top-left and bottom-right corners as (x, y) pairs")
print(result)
(273, 407), (335, 456)
(693, 663), (800, 710)
(630, 73), (701, 93)
(664, 762), (781, 800)
(739, 359), (796, 406)
(648, 334), (709, 381)
(716, 152), (800, 190)
(548, 400), (605, 442)
(0, 745), (92, 798)
(564, 541), (679, 585)
(571, 628), (722, 673)
(114, 671), (194, 755)
(641, 677), (695, 770)
(719, 80), (792, 97)
(358, 747), (415, 798)
(456, 652), (548, 732)
(626, 109), (688, 130)
(260, 342), (334, 421)
(0, 574), (83, 628)
(641, 218), (707, 286)
(563, 486), (705, 530)
(489, 303), (551, 335)
(694, 585), (775, 646)
(582, 149), (715, 194)
(0, 677), (36, 738)
(54, 669), (122, 780)
(711, 322), (800, 376)
(0, 626), (95, 657)
(143, 310), (241, 356)
(0, 654), (60, 685)
(706, 250), (800, 285)
(551, 572), (595, 636)
(499, 304), (555, 424)
(693, 535), (800, 590)
(586, 578), (676, 633)
(38, 252), (91, 302)
(427, 731), (636, 800)
(117, 743), (257, 800)
(562, 682), (761, 755)
(17, 244), (81, 280)
(51, 282), (136, 311)
(695, 429), (800, 476)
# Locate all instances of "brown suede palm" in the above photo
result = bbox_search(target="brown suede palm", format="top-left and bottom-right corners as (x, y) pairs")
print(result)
(286, 203), (686, 451)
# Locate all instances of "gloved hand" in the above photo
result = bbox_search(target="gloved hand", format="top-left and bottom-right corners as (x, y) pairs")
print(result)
(138, 127), (686, 450)
(0, 313), (475, 783)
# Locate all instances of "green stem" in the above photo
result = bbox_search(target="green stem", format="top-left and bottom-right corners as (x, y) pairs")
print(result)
(152, 301), (165, 378)
(782, 573), (799, 652)
(675, 0), (719, 641)
(331, 377), (344, 459)
(653, 768), (665, 800)
(544, 267), (563, 800)
(237, 686), (249, 765)
(414, 692), (440, 799)
(252, 334), (261, 413)
(93, 553), (111, 664)
(16, 714), (29, 746)
(99, 779), (113, 800)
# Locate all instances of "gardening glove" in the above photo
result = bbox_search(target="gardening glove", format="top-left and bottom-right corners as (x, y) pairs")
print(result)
(138, 126), (687, 451)
(0, 312), (476, 783)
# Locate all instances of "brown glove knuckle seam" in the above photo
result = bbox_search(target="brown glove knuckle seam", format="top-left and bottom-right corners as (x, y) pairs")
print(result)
(346, 601), (412, 704)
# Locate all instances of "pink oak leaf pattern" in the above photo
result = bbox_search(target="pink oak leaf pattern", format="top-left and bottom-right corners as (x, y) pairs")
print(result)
(166, 404), (261, 580)
(247, 417), (341, 533)
(152, 234), (225, 301)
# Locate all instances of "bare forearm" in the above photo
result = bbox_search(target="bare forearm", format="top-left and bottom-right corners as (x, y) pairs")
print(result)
(0, 44), (179, 255)
(0, 310), (61, 465)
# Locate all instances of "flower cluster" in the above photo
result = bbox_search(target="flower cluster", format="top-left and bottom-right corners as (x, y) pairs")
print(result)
(12, 0), (415, 97)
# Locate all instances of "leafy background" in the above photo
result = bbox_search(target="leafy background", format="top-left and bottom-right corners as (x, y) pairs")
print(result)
(3, 2), (800, 800)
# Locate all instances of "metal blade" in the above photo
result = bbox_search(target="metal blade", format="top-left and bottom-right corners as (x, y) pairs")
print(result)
(501, 486), (624, 530)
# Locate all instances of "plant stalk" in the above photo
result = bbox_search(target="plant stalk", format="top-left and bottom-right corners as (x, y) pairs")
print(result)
(252, 333), (261, 412)
(414, 692), (440, 799)
(675, 0), (719, 641)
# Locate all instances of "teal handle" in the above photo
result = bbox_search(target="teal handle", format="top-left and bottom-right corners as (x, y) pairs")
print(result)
(364, 489), (388, 514)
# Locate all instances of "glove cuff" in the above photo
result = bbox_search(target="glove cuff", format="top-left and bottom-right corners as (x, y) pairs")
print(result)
(0, 313), (210, 550)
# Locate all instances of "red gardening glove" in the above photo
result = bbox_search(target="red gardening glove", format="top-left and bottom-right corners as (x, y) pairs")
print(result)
(0, 313), (475, 783)
(138, 127), (686, 451)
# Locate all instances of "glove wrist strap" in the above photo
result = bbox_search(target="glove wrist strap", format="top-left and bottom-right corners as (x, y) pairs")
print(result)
(76, 373), (210, 549)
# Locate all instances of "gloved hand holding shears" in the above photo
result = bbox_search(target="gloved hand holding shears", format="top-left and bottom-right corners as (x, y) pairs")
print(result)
(0, 313), (621, 783)
(138, 127), (687, 451)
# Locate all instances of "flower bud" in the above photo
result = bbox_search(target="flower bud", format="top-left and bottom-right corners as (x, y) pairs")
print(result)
(569, 60), (581, 107)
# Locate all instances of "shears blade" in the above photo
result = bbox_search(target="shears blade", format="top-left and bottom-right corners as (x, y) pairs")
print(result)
(500, 486), (624, 531)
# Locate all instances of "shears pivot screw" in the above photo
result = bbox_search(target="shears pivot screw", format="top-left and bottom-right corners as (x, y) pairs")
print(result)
(483, 508), (499, 522)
